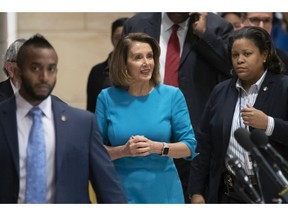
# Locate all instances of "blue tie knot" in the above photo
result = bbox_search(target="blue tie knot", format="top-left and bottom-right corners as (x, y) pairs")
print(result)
(29, 106), (42, 118)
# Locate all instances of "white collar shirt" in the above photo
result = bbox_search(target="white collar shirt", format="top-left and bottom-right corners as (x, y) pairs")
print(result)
(159, 12), (189, 83)
(16, 93), (56, 203)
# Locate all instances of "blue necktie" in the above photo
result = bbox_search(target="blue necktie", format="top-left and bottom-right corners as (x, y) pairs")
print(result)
(25, 106), (47, 203)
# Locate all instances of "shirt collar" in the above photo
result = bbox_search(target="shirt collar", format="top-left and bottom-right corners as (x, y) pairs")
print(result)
(15, 92), (52, 120)
(236, 70), (268, 92)
(161, 12), (189, 32)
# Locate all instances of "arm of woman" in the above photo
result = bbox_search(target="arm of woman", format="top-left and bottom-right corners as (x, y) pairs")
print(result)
(170, 88), (198, 160)
(103, 136), (153, 160)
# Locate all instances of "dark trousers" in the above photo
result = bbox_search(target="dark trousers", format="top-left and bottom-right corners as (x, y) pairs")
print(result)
(174, 158), (191, 203)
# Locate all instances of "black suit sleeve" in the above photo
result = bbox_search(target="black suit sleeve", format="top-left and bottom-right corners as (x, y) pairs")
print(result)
(89, 115), (127, 203)
(194, 13), (233, 78)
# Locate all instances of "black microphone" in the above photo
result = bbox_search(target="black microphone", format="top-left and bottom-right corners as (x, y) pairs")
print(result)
(227, 157), (263, 203)
(234, 128), (286, 188)
(250, 129), (288, 174)
(234, 128), (288, 203)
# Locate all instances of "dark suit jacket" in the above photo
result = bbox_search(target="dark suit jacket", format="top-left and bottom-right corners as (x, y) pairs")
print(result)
(276, 48), (288, 75)
(86, 53), (112, 113)
(123, 12), (233, 202)
(0, 95), (127, 203)
(189, 72), (288, 203)
(0, 79), (14, 102)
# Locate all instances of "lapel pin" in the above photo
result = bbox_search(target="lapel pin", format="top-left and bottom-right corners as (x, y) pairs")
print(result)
(61, 115), (66, 121)
(263, 86), (268, 92)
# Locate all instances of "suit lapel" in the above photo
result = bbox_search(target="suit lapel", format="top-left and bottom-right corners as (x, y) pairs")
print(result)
(0, 97), (20, 175)
(179, 18), (198, 71)
(222, 80), (239, 147)
(2, 79), (14, 95)
(254, 72), (274, 110)
(143, 13), (161, 41)
(0, 79), (14, 100)
(52, 97), (68, 179)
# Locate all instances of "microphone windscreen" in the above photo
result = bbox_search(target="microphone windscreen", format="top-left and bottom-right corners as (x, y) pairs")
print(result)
(234, 127), (253, 151)
(250, 129), (268, 148)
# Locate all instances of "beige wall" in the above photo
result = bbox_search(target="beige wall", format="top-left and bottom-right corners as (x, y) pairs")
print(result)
(0, 13), (8, 82)
(17, 12), (135, 109)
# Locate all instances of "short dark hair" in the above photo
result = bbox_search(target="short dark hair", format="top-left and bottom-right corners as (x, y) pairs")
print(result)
(16, 33), (55, 69)
(111, 17), (129, 36)
(228, 26), (285, 74)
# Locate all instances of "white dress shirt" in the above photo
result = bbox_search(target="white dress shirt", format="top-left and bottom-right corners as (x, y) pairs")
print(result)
(16, 92), (56, 203)
(10, 79), (19, 94)
(159, 12), (189, 82)
(227, 70), (274, 175)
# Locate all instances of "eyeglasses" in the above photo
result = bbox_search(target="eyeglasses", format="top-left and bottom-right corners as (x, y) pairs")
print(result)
(247, 17), (272, 25)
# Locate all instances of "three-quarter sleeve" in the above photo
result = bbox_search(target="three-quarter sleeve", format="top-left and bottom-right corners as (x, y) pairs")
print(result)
(171, 89), (198, 159)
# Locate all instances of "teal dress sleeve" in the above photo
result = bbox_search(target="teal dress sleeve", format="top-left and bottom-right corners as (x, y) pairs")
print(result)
(171, 88), (198, 159)
(95, 89), (109, 145)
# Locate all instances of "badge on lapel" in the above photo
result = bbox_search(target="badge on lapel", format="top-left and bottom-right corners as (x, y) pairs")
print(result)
(61, 115), (66, 122)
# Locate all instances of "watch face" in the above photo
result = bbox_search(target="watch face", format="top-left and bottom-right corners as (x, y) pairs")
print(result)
(163, 147), (169, 155)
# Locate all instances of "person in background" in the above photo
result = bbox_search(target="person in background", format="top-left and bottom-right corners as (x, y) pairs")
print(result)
(86, 17), (128, 113)
(272, 12), (288, 53)
(189, 26), (288, 203)
(96, 32), (198, 203)
(123, 12), (233, 202)
(220, 12), (243, 31)
(0, 34), (127, 204)
(0, 38), (26, 102)
(241, 12), (288, 74)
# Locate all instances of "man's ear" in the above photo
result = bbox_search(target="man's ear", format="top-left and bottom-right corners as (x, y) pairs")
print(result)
(4, 61), (14, 77)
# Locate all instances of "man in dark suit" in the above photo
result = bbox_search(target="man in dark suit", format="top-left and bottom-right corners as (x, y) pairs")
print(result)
(86, 17), (128, 113)
(0, 39), (26, 102)
(123, 12), (233, 202)
(0, 34), (127, 204)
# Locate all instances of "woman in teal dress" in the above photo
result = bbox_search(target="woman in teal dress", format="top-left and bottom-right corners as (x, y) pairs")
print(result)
(96, 32), (198, 203)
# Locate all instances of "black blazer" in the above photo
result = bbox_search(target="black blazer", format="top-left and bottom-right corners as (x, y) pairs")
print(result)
(276, 48), (288, 75)
(189, 72), (288, 203)
(86, 53), (112, 113)
(0, 95), (127, 203)
(0, 79), (14, 102)
(123, 12), (233, 127)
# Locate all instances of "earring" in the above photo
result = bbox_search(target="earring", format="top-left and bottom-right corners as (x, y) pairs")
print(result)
(263, 59), (266, 63)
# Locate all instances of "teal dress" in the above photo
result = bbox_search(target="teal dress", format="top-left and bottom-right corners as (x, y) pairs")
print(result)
(96, 84), (197, 203)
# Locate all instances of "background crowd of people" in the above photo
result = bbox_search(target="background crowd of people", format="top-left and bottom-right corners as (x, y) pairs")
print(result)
(1, 12), (288, 204)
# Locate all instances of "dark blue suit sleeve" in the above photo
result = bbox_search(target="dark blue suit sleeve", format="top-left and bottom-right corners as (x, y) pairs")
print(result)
(89, 116), (127, 203)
